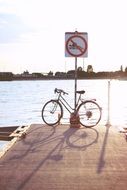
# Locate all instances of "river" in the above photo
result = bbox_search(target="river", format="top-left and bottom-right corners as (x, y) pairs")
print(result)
(0, 79), (127, 148)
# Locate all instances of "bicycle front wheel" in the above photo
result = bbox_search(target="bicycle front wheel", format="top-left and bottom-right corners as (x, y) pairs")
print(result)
(77, 101), (102, 128)
(42, 100), (63, 126)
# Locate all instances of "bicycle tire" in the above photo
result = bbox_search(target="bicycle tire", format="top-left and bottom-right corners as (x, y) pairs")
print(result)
(77, 100), (102, 128)
(42, 100), (63, 126)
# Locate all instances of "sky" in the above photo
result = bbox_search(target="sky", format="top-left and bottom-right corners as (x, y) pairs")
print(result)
(0, 0), (127, 74)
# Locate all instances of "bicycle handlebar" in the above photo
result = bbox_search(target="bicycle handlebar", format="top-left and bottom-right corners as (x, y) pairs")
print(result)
(54, 88), (68, 95)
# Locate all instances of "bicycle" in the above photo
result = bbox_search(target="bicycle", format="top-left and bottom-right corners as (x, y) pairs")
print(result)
(41, 88), (102, 128)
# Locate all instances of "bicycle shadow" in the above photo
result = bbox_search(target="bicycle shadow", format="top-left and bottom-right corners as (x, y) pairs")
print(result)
(48, 126), (99, 161)
(5, 125), (99, 190)
(22, 125), (99, 158)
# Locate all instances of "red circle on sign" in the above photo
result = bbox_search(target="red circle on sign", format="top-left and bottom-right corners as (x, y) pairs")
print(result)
(66, 35), (87, 57)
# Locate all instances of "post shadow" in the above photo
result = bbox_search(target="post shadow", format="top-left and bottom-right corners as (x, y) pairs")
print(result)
(97, 125), (110, 173)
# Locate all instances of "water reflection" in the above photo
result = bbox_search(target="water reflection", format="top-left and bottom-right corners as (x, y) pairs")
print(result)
(110, 80), (127, 125)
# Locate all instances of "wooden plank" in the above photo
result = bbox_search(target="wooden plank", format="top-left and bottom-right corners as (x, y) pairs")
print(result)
(0, 132), (12, 135)
(0, 126), (18, 132)
(0, 126), (19, 141)
(0, 135), (13, 141)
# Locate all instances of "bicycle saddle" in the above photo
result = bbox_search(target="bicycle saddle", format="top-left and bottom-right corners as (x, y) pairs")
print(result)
(76, 90), (85, 94)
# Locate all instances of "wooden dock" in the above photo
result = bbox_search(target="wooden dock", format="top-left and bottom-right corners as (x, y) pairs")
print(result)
(0, 124), (127, 190)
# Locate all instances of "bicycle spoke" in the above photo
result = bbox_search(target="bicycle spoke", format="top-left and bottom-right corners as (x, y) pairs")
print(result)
(42, 100), (63, 126)
(78, 101), (101, 127)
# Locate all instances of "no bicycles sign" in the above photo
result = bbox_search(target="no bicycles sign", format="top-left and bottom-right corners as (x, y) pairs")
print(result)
(65, 31), (88, 57)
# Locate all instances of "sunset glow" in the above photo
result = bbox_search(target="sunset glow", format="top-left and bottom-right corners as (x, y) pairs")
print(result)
(0, 0), (127, 74)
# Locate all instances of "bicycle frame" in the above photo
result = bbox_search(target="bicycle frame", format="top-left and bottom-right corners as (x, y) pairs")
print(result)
(55, 92), (82, 114)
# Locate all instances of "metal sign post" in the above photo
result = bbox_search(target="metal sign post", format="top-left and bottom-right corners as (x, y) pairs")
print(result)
(74, 57), (77, 110)
(65, 31), (88, 126)
(106, 80), (111, 127)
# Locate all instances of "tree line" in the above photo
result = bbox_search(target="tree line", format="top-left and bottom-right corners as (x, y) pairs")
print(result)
(1, 65), (127, 80)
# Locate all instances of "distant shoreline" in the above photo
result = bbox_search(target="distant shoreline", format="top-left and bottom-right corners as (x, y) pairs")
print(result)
(0, 76), (125, 81)
(1, 70), (127, 81)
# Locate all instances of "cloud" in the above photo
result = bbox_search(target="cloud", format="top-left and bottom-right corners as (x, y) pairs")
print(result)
(0, 0), (16, 14)
(0, 13), (31, 43)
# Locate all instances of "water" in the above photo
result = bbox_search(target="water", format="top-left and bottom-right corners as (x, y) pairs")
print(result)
(1, 79), (127, 126)
(0, 79), (127, 148)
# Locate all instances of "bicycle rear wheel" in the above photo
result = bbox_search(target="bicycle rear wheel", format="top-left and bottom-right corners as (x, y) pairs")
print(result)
(42, 100), (63, 126)
(77, 100), (102, 127)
